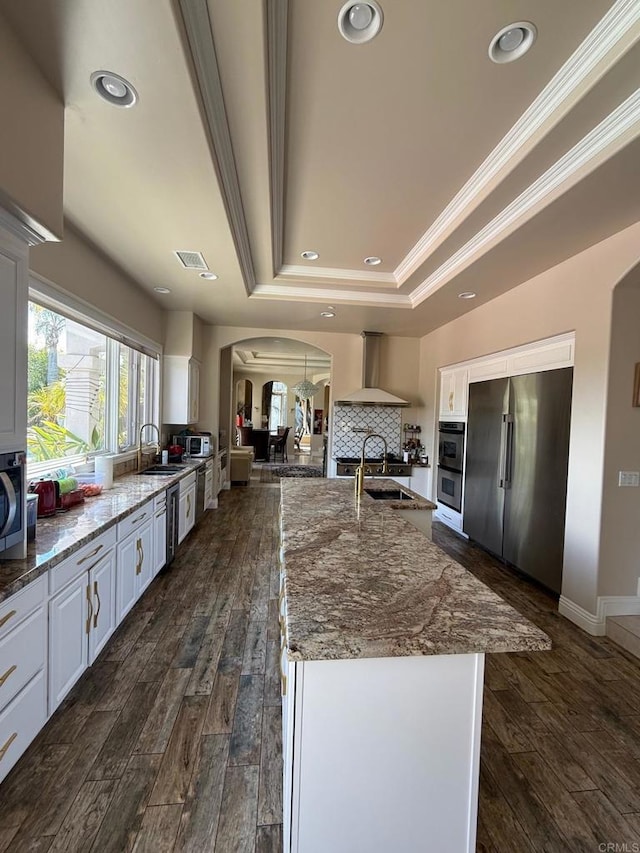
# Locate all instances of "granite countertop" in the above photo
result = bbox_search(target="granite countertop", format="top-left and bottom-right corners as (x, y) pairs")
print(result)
(356, 479), (436, 510)
(0, 459), (206, 603)
(280, 479), (551, 662)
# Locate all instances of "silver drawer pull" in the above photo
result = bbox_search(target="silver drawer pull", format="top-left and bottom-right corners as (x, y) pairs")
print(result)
(131, 511), (147, 525)
(0, 732), (17, 762)
(0, 664), (17, 687)
(77, 544), (103, 565)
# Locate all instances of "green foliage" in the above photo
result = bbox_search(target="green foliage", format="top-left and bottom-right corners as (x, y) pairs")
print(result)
(28, 381), (66, 426)
(28, 346), (49, 393)
(27, 421), (101, 461)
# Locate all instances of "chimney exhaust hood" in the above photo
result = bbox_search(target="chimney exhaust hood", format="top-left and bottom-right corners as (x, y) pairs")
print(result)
(336, 332), (410, 407)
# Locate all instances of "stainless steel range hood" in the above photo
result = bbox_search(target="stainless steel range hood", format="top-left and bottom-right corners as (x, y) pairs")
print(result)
(335, 332), (410, 407)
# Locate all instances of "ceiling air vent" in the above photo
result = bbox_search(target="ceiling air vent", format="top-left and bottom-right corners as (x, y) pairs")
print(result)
(174, 250), (208, 271)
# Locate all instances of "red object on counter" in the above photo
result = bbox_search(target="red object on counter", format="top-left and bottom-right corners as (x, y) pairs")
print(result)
(29, 479), (58, 517)
(58, 489), (85, 510)
(168, 444), (183, 460)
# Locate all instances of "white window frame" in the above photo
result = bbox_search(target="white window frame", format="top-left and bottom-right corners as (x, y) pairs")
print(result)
(27, 277), (162, 475)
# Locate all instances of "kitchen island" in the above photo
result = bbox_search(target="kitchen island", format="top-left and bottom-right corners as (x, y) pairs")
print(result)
(279, 478), (550, 853)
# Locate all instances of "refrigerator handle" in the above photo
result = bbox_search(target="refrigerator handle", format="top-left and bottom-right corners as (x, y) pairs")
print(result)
(504, 413), (514, 488)
(498, 415), (508, 489)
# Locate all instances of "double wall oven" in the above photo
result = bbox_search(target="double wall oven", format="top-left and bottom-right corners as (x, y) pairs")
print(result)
(437, 423), (465, 513)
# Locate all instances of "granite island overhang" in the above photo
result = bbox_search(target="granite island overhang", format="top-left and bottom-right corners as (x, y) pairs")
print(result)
(278, 478), (550, 853)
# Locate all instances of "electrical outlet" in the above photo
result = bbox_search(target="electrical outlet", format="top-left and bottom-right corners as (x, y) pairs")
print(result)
(618, 471), (640, 487)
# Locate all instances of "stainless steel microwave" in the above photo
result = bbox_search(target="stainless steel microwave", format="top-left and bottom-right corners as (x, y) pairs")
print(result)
(172, 434), (214, 457)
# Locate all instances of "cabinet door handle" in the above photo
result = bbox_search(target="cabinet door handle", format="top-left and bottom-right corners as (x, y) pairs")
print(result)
(186, 493), (191, 518)
(86, 583), (93, 635)
(93, 580), (101, 628)
(0, 610), (16, 630)
(78, 544), (103, 565)
(0, 664), (17, 687)
(0, 732), (17, 762)
(131, 511), (147, 525)
(448, 391), (454, 412)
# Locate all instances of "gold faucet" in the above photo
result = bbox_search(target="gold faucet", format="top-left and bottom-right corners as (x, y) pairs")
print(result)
(355, 432), (389, 496)
(138, 423), (160, 472)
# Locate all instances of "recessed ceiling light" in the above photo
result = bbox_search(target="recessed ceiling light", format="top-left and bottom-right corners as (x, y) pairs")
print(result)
(199, 271), (218, 280)
(154, 287), (171, 294)
(90, 70), (138, 107)
(364, 256), (381, 265)
(301, 250), (319, 260)
(338, 1), (384, 44)
(488, 22), (537, 64)
(320, 311), (336, 318)
(458, 291), (476, 300)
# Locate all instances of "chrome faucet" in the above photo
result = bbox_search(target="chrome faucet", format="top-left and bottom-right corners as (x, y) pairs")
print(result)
(355, 432), (389, 496)
(138, 423), (160, 472)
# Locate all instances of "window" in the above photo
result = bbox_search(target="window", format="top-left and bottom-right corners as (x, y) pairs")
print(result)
(268, 382), (287, 431)
(27, 301), (158, 466)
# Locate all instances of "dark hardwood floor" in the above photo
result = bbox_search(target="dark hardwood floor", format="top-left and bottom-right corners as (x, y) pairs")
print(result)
(2, 479), (640, 852)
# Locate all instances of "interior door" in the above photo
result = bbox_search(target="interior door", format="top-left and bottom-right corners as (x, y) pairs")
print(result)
(463, 378), (508, 556)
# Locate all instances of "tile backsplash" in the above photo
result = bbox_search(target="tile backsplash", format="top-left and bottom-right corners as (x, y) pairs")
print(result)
(332, 405), (402, 458)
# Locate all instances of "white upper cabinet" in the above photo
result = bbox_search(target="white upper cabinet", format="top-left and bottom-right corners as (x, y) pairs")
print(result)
(163, 356), (200, 424)
(439, 367), (468, 421)
(0, 228), (28, 451)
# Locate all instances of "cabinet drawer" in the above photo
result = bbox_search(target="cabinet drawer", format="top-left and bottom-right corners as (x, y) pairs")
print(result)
(0, 575), (46, 641)
(116, 499), (153, 541)
(49, 527), (117, 596)
(180, 471), (196, 494)
(0, 670), (46, 784)
(154, 492), (167, 512)
(0, 606), (46, 710)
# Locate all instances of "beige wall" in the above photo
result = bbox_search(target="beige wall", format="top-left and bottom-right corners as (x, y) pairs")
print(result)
(599, 266), (640, 598)
(198, 325), (420, 441)
(416, 222), (640, 616)
(0, 15), (64, 238)
(30, 225), (165, 344)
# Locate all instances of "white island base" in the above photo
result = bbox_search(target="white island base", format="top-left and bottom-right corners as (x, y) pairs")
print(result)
(283, 650), (485, 853)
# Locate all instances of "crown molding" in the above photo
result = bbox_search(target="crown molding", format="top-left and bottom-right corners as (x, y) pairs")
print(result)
(178, 0), (256, 295)
(0, 192), (55, 246)
(279, 263), (396, 285)
(409, 88), (640, 306)
(395, 0), (640, 284)
(266, 0), (288, 277)
(251, 282), (411, 306)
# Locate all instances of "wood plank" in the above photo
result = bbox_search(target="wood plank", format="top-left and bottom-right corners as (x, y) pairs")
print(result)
(148, 696), (208, 806)
(14, 710), (118, 838)
(213, 766), (259, 853)
(173, 735), (229, 852)
(482, 689), (532, 753)
(525, 730), (597, 793)
(131, 804), (183, 853)
(241, 619), (267, 675)
(88, 754), (162, 853)
(255, 823), (283, 853)
(477, 765), (535, 853)
(134, 668), (191, 755)
(4, 837), (53, 853)
(48, 779), (117, 853)
(0, 827), (19, 852)
(184, 618), (227, 697)
(137, 623), (186, 683)
(229, 675), (264, 767)
(95, 642), (156, 713)
(89, 681), (160, 779)
(0, 744), (69, 830)
(257, 705), (282, 826)
(263, 639), (282, 708)
(171, 615), (209, 669)
(571, 789), (640, 846)
(203, 672), (240, 735)
(216, 609), (250, 674)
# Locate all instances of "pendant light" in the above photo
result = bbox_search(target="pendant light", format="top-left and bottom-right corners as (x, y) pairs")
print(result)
(292, 354), (320, 401)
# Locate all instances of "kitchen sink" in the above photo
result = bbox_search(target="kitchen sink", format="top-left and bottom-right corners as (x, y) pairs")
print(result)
(138, 464), (187, 475)
(364, 489), (414, 501)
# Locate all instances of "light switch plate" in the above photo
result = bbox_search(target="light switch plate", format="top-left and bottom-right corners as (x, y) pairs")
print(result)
(618, 471), (640, 487)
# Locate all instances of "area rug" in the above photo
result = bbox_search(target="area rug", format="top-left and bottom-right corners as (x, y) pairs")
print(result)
(260, 464), (324, 482)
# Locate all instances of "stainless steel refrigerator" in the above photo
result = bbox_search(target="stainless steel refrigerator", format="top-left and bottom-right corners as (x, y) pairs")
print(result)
(463, 368), (573, 594)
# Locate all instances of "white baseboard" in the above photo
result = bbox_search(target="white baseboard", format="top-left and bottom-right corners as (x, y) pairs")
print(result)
(559, 594), (640, 636)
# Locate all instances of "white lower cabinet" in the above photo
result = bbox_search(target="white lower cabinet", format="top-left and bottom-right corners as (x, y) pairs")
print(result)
(116, 503), (154, 622)
(48, 534), (118, 714)
(178, 472), (196, 544)
(0, 576), (47, 784)
(283, 653), (484, 853)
